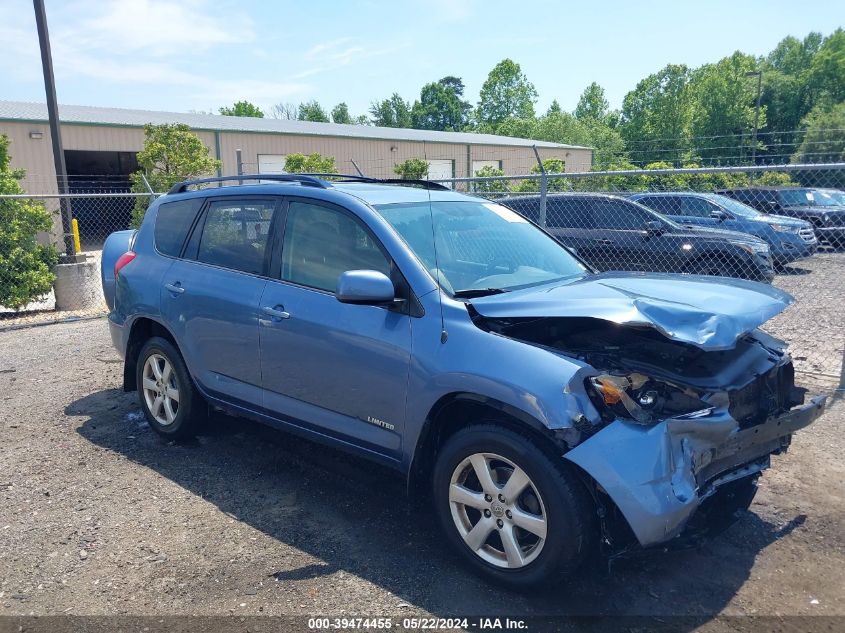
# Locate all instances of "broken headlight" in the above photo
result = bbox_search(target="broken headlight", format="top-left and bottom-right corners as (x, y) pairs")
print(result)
(588, 373), (710, 425)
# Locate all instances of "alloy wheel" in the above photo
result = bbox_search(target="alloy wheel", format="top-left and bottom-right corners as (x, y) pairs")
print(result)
(142, 353), (180, 426)
(448, 452), (547, 569)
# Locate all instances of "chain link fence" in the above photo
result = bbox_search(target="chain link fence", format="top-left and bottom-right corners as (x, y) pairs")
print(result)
(1, 163), (843, 391)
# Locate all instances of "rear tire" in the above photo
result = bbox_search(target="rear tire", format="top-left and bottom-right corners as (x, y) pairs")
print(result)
(432, 424), (595, 589)
(136, 336), (205, 440)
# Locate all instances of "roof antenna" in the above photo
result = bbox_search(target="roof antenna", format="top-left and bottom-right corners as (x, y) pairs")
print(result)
(422, 144), (447, 343)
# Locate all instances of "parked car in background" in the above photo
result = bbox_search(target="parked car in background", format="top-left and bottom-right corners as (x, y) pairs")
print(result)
(629, 192), (817, 266)
(101, 174), (824, 588)
(717, 187), (845, 248)
(501, 193), (775, 282)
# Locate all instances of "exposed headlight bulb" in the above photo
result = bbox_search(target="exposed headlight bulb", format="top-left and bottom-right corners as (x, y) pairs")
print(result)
(638, 390), (659, 408)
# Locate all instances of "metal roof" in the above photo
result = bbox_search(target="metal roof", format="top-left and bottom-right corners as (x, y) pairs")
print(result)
(0, 100), (587, 149)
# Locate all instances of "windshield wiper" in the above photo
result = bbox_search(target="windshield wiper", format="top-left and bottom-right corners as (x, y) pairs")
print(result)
(452, 287), (509, 298)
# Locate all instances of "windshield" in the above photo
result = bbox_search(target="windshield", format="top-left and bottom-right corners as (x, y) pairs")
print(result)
(813, 190), (844, 207)
(707, 194), (761, 219)
(374, 200), (587, 295)
(778, 189), (816, 206)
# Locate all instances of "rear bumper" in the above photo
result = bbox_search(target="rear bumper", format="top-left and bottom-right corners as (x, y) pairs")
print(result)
(108, 313), (127, 359)
(565, 395), (826, 547)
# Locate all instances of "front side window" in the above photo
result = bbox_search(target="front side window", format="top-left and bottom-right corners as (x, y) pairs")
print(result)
(680, 196), (720, 218)
(375, 200), (586, 295)
(196, 199), (276, 274)
(281, 201), (391, 292)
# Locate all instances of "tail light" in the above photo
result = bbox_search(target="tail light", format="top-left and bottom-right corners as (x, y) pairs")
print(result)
(114, 251), (137, 278)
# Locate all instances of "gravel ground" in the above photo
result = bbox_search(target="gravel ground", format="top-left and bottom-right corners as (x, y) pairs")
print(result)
(0, 258), (843, 627)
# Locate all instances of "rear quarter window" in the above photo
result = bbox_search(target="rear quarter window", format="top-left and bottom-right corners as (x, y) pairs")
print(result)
(154, 198), (203, 257)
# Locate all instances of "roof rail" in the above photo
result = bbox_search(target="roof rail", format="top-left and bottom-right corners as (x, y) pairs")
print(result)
(378, 178), (451, 191)
(167, 173), (453, 194)
(167, 174), (331, 194)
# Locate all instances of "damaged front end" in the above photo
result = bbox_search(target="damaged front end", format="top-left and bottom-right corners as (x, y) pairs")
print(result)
(472, 309), (826, 550)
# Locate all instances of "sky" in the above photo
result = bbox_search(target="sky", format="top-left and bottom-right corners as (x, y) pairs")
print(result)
(1, 0), (842, 118)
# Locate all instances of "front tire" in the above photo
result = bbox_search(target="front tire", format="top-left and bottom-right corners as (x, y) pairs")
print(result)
(136, 336), (205, 440)
(432, 424), (595, 589)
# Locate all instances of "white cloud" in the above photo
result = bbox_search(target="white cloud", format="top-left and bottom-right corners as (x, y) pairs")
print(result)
(62, 0), (254, 57)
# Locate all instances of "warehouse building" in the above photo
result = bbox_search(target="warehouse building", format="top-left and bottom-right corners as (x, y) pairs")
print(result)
(0, 100), (592, 248)
(0, 100), (593, 193)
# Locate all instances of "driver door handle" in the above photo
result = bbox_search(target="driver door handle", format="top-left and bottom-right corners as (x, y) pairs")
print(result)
(164, 282), (185, 294)
(262, 305), (291, 320)
(594, 239), (613, 245)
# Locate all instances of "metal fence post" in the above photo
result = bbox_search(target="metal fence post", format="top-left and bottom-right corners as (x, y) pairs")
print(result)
(236, 149), (243, 177)
(532, 145), (548, 227)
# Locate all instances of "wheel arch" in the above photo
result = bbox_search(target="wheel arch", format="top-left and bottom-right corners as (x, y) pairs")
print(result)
(123, 316), (180, 391)
(407, 392), (570, 500)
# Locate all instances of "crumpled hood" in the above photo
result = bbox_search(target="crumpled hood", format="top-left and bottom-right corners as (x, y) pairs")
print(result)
(469, 272), (794, 351)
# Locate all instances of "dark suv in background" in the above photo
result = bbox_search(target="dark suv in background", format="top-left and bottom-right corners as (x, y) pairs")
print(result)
(717, 187), (845, 248)
(629, 192), (817, 265)
(502, 193), (775, 282)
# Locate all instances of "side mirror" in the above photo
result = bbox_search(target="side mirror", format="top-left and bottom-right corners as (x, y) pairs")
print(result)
(336, 270), (396, 305)
(710, 209), (730, 221)
(642, 220), (665, 235)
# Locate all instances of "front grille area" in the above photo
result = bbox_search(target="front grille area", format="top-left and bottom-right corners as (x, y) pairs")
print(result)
(799, 228), (816, 243)
(729, 362), (796, 428)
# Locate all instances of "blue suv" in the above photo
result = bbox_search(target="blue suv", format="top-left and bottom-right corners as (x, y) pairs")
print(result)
(102, 174), (824, 588)
(629, 192), (817, 265)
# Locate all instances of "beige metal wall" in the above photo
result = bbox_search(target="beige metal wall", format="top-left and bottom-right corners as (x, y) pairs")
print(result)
(0, 120), (593, 192)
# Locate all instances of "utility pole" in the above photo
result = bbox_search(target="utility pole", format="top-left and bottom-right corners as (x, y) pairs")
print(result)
(745, 70), (763, 169)
(33, 0), (77, 259)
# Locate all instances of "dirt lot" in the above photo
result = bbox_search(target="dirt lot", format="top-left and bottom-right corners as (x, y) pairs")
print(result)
(0, 257), (843, 628)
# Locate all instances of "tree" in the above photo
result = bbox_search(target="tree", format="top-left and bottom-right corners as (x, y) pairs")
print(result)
(370, 94), (412, 128)
(270, 102), (298, 120)
(219, 101), (264, 117)
(514, 158), (569, 193)
(411, 76), (472, 131)
(689, 52), (764, 163)
(476, 59), (538, 129)
(792, 102), (845, 187)
(546, 100), (562, 115)
(620, 64), (695, 165)
(575, 82), (610, 122)
(393, 158), (429, 180)
(331, 103), (352, 124)
(298, 100), (330, 122)
(129, 124), (221, 227)
(808, 28), (845, 105)
(283, 153), (336, 174)
(0, 135), (58, 309)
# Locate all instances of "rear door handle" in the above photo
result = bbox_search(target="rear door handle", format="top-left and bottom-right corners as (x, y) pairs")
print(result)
(594, 239), (613, 245)
(262, 305), (290, 320)
(164, 282), (185, 294)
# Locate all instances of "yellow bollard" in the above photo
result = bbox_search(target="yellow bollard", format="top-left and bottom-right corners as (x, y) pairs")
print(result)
(71, 218), (82, 254)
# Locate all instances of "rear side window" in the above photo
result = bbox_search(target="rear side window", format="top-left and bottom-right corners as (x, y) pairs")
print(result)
(504, 199), (539, 223)
(546, 198), (592, 228)
(154, 199), (203, 257)
(196, 199), (277, 275)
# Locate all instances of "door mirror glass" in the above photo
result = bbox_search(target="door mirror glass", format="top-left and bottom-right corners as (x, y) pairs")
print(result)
(336, 270), (396, 305)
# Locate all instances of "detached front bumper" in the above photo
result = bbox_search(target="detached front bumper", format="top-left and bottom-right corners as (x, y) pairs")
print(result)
(565, 396), (826, 547)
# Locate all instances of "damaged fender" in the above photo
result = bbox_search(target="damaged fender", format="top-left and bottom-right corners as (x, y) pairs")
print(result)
(564, 396), (826, 546)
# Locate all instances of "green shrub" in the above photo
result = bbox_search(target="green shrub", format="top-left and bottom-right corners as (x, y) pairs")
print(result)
(0, 135), (58, 309)
(393, 158), (430, 180)
(472, 165), (510, 195)
(284, 153), (336, 174)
